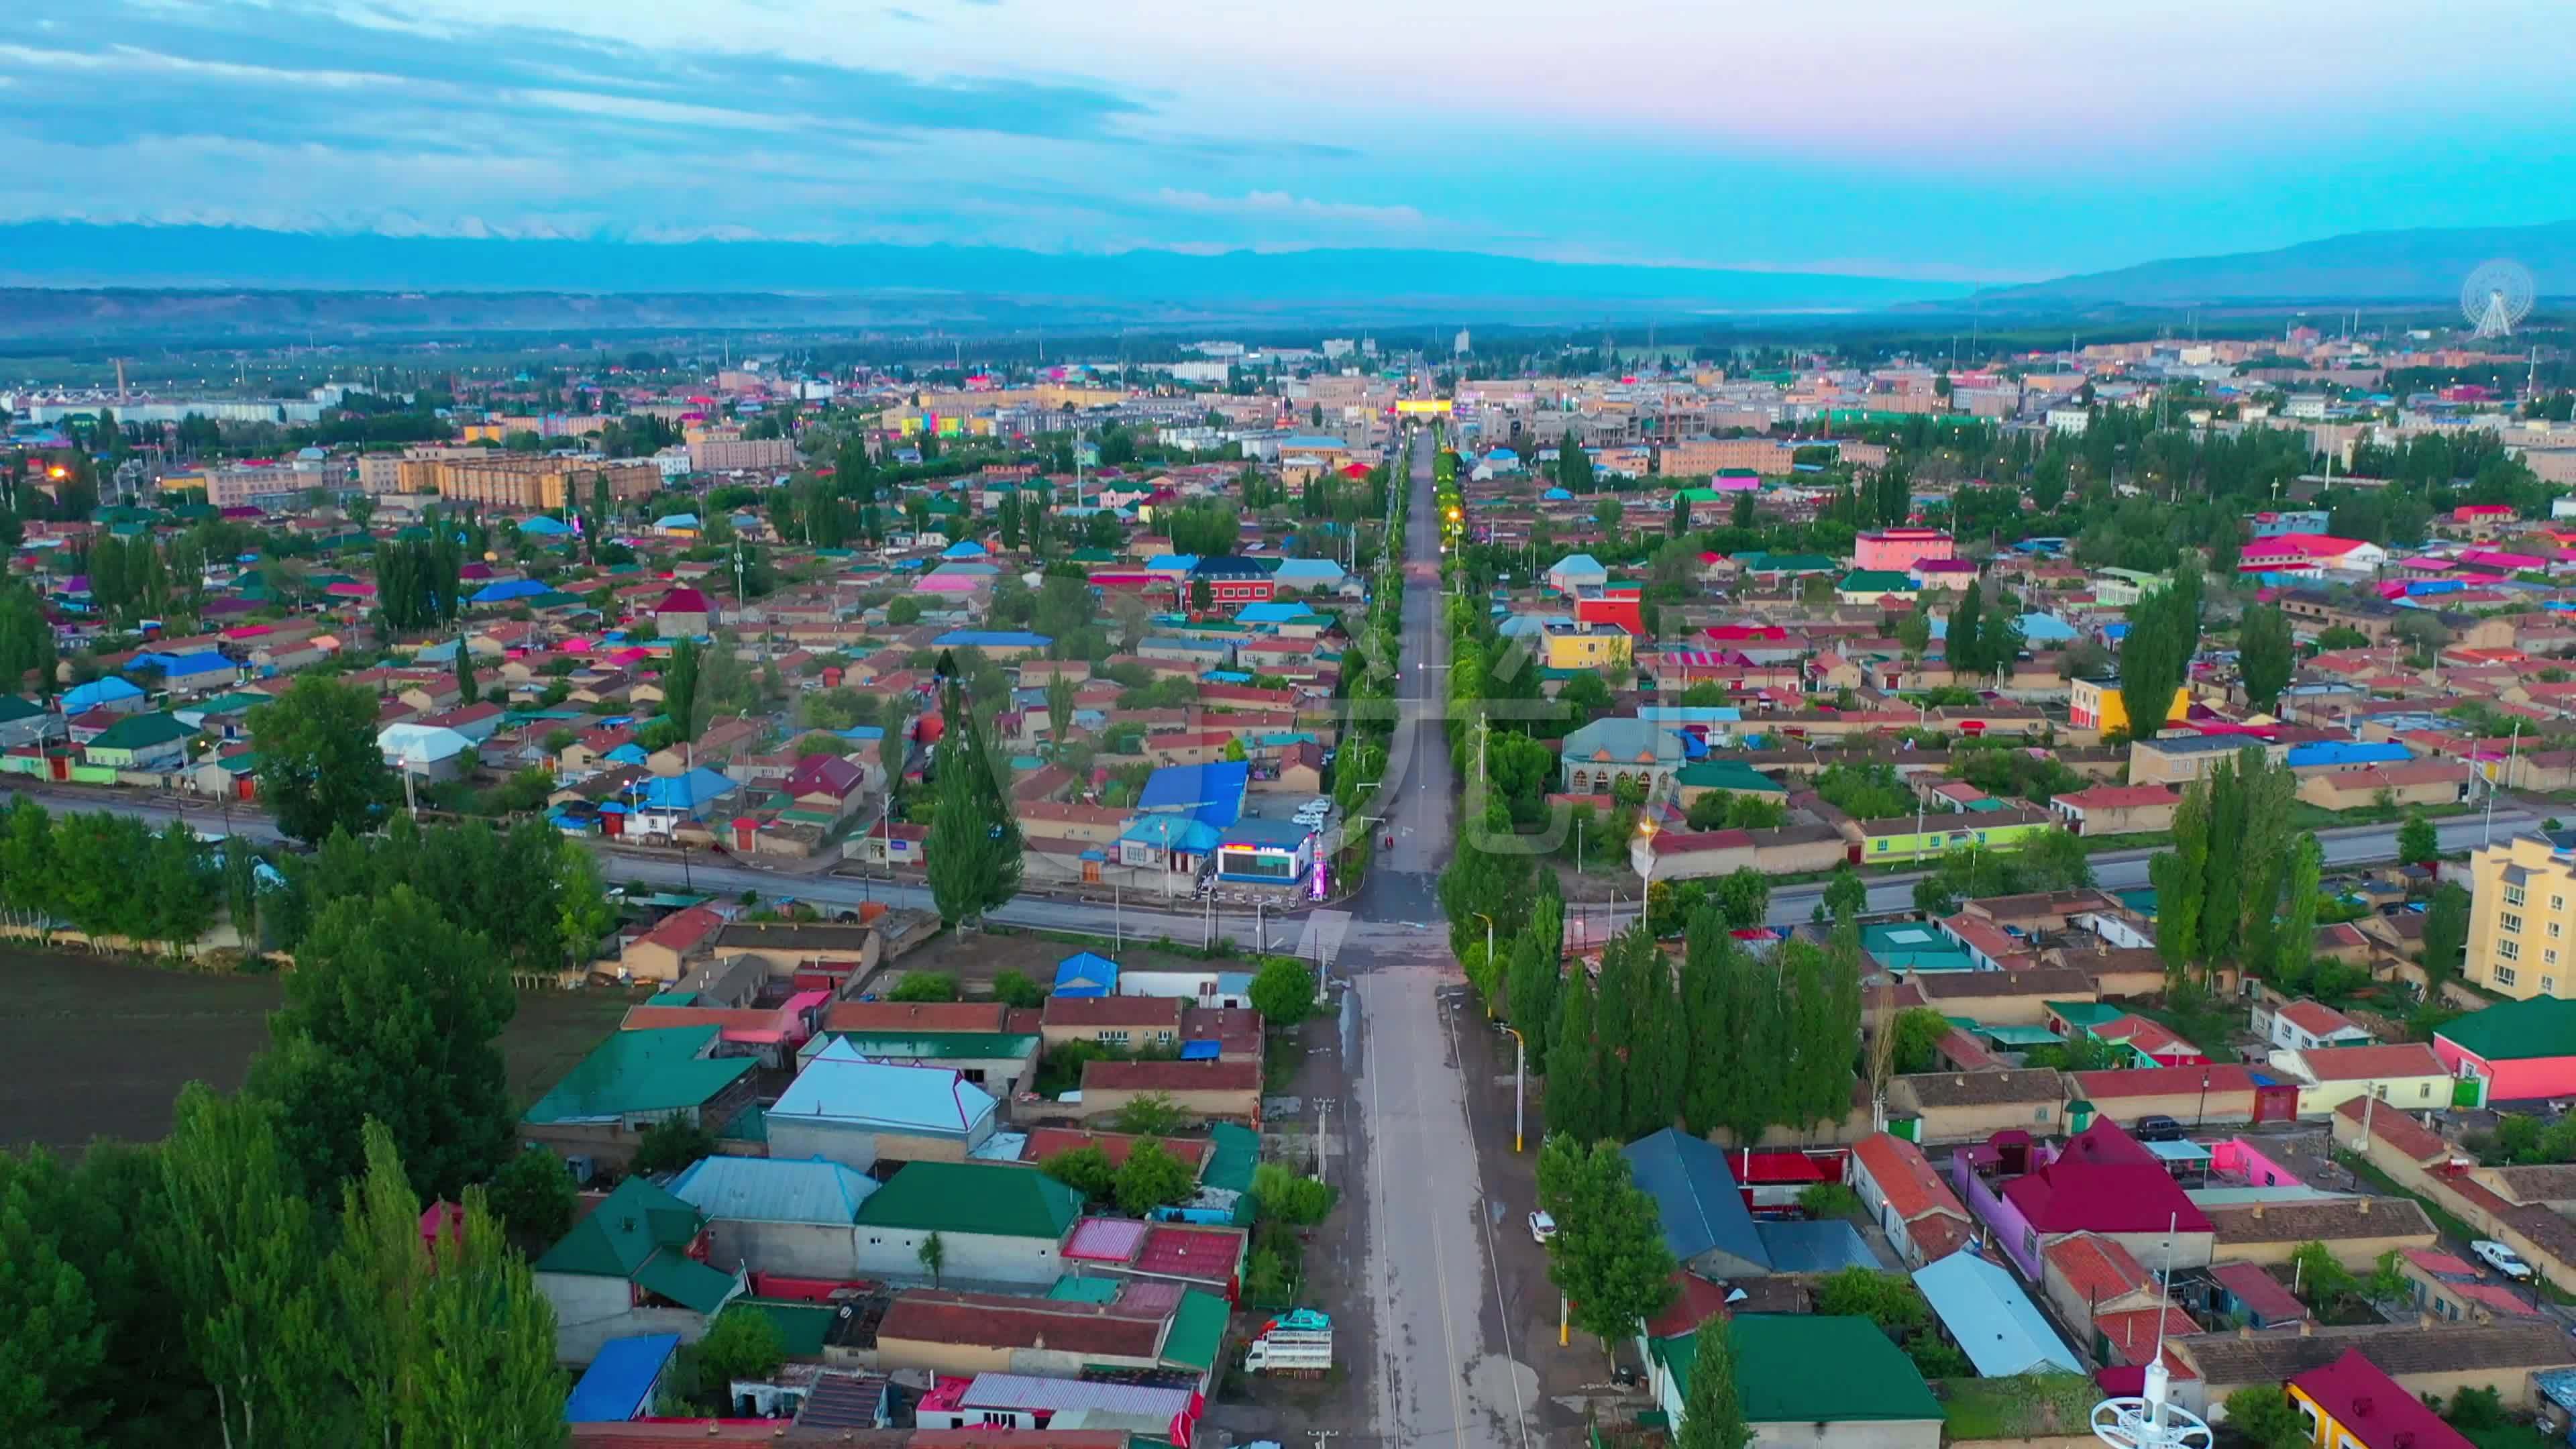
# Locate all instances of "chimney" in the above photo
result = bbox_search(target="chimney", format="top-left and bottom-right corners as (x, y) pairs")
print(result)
(2298, 1319), (2315, 1337)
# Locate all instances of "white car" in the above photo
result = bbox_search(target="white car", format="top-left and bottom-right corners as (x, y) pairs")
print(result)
(1529, 1210), (1558, 1245)
(2471, 1240), (2534, 1281)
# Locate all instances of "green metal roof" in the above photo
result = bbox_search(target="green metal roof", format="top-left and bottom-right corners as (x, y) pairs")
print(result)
(1658, 1316), (1939, 1424)
(1160, 1290), (1230, 1372)
(822, 1031), (1041, 1062)
(2438, 996), (2576, 1063)
(1203, 1122), (1259, 1195)
(1839, 570), (1917, 592)
(744, 1300), (837, 1355)
(1672, 759), (1785, 794)
(0, 695), (42, 722)
(635, 1252), (741, 1314)
(89, 712), (195, 750)
(2045, 1000), (2124, 1031)
(855, 1162), (1081, 1240)
(534, 1175), (704, 1279)
(1047, 1276), (1123, 1304)
(521, 1024), (756, 1124)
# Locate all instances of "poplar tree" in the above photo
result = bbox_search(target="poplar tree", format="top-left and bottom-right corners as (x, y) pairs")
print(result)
(1545, 967), (1603, 1143)
(1949, 580), (1986, 676)
(2238, 603), (2294, 711)
(1676, 1316), (1751, 1449)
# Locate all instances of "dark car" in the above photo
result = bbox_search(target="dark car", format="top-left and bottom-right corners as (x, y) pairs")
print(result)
(2133, 1114), (2188, 1142)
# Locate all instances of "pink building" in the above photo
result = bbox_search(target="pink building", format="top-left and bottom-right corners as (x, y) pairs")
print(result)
(1854, 527), (1955, 573)
(2434, 997), (2576, 1104)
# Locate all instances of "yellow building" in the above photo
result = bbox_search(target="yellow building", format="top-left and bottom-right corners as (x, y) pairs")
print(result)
(1538, 623), (1633, 671)
(424, 457), (661, 511)
(2463, 835), (2576, 1001)
(2067, 678), (2190, 737)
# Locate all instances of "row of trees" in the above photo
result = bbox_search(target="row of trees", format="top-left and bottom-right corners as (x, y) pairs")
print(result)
(2146, 743), (2306, 986)
(1941, 579), (2025, 679)
(0, 802), (227, 957)
(2117, 566), (2202, 739)
(1544, 912), (1863, 1146)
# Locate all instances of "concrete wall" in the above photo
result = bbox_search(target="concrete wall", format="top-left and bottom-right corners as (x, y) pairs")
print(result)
(704, 1219), (862, 1281)
(850, 1226), (1065, 1289)
(537, 1272), (714, 1364)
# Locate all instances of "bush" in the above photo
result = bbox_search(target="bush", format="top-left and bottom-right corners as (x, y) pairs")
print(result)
(1111, 1092), (1188, 1136)
(991, 970), (1047, 1009)
(488, 1145), (578, 1246)
(888, 971), (959, 1002)
(1254, 1162), (1336, 1225)
(2445, 1387), (2506, 1431)
(1040, 1145), (1118, 1202)
(629, 1115), (718, 1176)
(1249, 957), (1317, 1024)
(1798, 1182), (1863, 1219)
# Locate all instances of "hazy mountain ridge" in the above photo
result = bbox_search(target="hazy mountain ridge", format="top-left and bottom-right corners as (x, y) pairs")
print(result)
(1970, 219), (2576, 308)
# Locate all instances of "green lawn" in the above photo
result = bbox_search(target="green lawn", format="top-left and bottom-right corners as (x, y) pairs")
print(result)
(2462, 1422), (2560, 1449)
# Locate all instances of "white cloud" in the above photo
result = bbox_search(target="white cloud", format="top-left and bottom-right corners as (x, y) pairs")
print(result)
(1152, 189), (1424, 231)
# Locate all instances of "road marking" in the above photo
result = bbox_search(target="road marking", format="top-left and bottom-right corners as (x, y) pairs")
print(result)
(1411, 977), (1476, 1449)
(1362, 982), (1403, 1442)
(1442, 981), (1536, 1449)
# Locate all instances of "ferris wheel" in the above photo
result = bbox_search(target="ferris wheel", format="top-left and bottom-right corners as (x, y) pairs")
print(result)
(2462, 260), (2537, 339)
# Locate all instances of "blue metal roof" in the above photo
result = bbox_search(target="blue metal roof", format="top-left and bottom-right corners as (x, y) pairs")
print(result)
(932, 630), (1053, 649)
(2286, 740), (2412, 767)
(1055, 952), (1119, 995)
(471, 578), (550, 603)
(1621, 1128), (1768, 1274)
(667, 1155), (879, 1225)
(634, 767), (739, 813)
(771, 1038), (996, 1136)
(563, 1334), (680, 1422)
(1911, 1250), (2082, 1376)
(1136, 761), (1248, 826)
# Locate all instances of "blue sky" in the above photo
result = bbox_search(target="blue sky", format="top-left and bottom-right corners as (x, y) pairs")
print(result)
(3, 0), (2571, 282)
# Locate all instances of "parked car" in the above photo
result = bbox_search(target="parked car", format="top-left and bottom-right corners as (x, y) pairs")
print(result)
(1529, 1210), (1558, 1244)
(2133, 1115), (2188, 1142)
(2472, 1240), (2535, 1281)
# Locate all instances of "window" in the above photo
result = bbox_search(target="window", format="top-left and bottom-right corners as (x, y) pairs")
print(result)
(2500, 938), (2522, 961)
(1102, 1030), (1131, 1046)
(2553, 922), (2564, 938)
(2498, 965), (2520, 987)
(2502, 912), (2523, 934)
(2548, 977), (2561, 996)
(2555, 896), (2568, 912)
(2551, 950), (2562, 967)
(2420, 1083), (2434, 1099)
(2506, 884), (2528, 907)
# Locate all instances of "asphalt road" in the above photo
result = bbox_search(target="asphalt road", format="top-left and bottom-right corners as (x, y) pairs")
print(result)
(1338, 427), (1537, 1449)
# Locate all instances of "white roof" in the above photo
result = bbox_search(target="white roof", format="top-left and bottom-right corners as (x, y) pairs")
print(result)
(770, 1037), (998, 1136)
(376, 722), (473, 765)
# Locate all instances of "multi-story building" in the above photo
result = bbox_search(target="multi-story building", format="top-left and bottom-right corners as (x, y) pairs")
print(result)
(1855, 527), (1955, 574)
(1537, 621), (1633, 672)
(2463, 835), (2576, 1002)
(419, 456), (661, 511)
(689, 437), (798, 473)
(1655, 436), (1802, 477)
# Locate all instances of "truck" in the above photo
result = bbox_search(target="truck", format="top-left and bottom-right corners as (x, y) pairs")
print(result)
(1243, 1309), (1334, 1377)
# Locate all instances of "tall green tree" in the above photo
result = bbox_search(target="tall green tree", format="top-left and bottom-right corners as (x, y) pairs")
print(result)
(453, 643), (478, 707)
(252, 676), (399, 845)
(2422, 883), (2471, 983)
(2117, 568), (2201, 739)
(2273, 832), (2324, 988)
(1674, 1316), (1751, 1449)
(1948, 580), (1986, 676)
(1507, 894), (1564, 1059)
(661, 636), (702, 741)
(1544, 966), (1603, 1143)
(0, 1150), (109, 1449)
(924, 680), (1022, 924)
(154, 1086), (341, 1449)
(1533, 1135), (1677, 1360)
(2149, 786), (2206, 983)
(2238, 603), (2294, 711)
(246, 886), (517, 1200)
(2396, 810), (2440, 866)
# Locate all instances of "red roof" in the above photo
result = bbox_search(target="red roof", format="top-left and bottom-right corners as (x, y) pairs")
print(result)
(1081, 1060), (1261, 1093)
(1851, 1133), (1966, 1224)
(655, 586), (710, 614)
(878, 1290), (1163, 1356)
(1043, 996), (1185, 1028)
(2053, 784), (2180, 811)
(2043, 1232), (2155, 1305)
(635, 905), (724, 954)
(2291, 1349), (2476, 1449)
(2004, 1129), (2212, 1234)
(1644, 1270), (1735, 1338)
(2072, 1063), (2257, 1100)
(1130, 1224), (1245, 1283)
(2208, 1260), (2308, 1324)
(2294, 1043), (2445, 1082)
(2278, 1000), (2361, 1037)
(1022, 1128), (1211, 1171)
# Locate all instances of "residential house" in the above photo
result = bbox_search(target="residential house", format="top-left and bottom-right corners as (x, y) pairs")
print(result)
(1622, 1127), (1771, 1279)
(849, 1163), (1082, 1287)
(2050, 784), (2180, 836)
(667, 1155), (881, 1281)
(765, 1040), (1001, 1169)
(2265, 1043), (2452, 1118)
(2179, 1321), (2575, 1419)
(2436, 996), (2576, 1104)
(1648, 1316), (1942, 1449)
(1910, 1250), (2082, 1377)
(1073, 1059), (1263, 1125)
(1847, 1132), (1975, 1267)
(83, 711), (194, 771)
(1888, 1069), (2069, 1141)
(2259, 999), (2377, 1053)
(2201, 1197), (2438, 1271)
(534, 1175), (745, 1362)
(2288, 1348), (2477, 1449)
(521, 1024), (761, 1168)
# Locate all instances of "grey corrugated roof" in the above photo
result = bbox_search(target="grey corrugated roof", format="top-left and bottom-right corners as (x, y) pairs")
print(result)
(771, 1038), (998, 1136)
(1751, 1218), (1877, 1273)
(1621, 1128), (1768, 1273)
(667, 1155), (879, 1224)
(1911, 1250), (2082, 1377)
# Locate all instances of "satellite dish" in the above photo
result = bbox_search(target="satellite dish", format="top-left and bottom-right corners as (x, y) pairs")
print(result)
(2462, 260), (2537, 339)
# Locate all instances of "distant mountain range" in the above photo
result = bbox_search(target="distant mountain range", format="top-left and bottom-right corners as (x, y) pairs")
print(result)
(1969, 219), (2576, 309)
(0, 223), (1964, 340)
(0, 219), (2567, 341)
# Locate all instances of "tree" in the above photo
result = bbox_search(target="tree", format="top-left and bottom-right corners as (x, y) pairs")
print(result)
(1533, 1134), (1677, 1359)
(1674, 1316), (1750, 1449)
(2397, 809), (2440, 866)
(1948, 580), (1987, 677)
(1544, 967), (1603, 1142)
(1822, 863), (1868, 925)
(661, 636), (702, 740)
(1886, 1008), (1951, 1075)
(888, 971), (959, 1002)
(628, 1116), (718, 1177)
(2274, 832), (2324, 987)
(924, 680), (1022, 924)
(0, 1151), (109, 1449)
(154, 1085), (339, 1449)
(693, 1306), (786, 1385)
(2422, 883), (2471, 983)
(1713, 868), (1769, 930)
(1250, 958), (1318, 1025)
(453, 643), (478, 707)
(1114, 1140), (1197, 1215)
(486, 1146), (577, 1248)
(2117, 568), (2201, 739)
(917, 1232), (947, 1287)
(2239, 603), (2294, 710)
(246, 886), (517, 1201)
(991, 970), (1047, 1009)
(1044, 672), (1075, 750)
(1039, 1146), (1118, 1203)
(252, 676), (398, 844)
(2219, 1387), (2309, 1449)
(1111, 1093), (1188, 1136)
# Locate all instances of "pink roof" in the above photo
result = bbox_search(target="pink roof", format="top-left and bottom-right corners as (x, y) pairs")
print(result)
(1064, 1216), (1150, 1264)
(2290, 1350), (2475, 1449)
(656, 587), (710, 614)
(1131, 1225), (1244, 1282)
(2207, 1260), (2307, 1324)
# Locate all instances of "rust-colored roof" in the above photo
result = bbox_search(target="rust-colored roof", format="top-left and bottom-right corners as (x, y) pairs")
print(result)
(877, 1289), (1164, 1357)
(1021, 1128), (1212, 1171)
(1081, 1059), (1261, 1093)
(2294, 1043), (2445, 1082)
(2043, 1232), (2155, 1305)
(1849, 1132), (1967, 1225)
(1042, 996), (1187, 1028)
(824, 1001), (1011, 1034)
(2333, 1094), (2451, 1164)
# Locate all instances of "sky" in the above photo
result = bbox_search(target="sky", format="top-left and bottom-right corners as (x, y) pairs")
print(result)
(3, 0), (2572, 283)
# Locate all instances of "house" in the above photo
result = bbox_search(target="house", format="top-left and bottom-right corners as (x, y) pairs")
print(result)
(1967, 1118), (2216, 1278)
(654, 587), (712, 636)
(2396, 1247), (2546, 1324)
(1547, 553), (1609, 596)
(2068, 678), (2190, 736)
(1835, 569), (1919, 607)
(562, 1332), (683, 1424)
(60, 676), (146, 716)
(83, 710), (194, 771)
(765, 1039), (1000, 1169)
(1888, 1069), (2068, 1141)
(2265, 1043), (2452, 1118)
(521, 1024), (761, 1167)
(666, 1155), (881, 1281)
(534, 1176), (745, 1362)
(2072, 1063), (2294, 1129)
(1559, 717), (1690, 796)
(849, 1163), (1082, 1287)
(1846, 1132), (1974, 1267)
(1856, 528), (1955, 574)
(1074, 1059), (1262, 1124)
(2179, 1320), (2576, 1419)
(2289, 1348), (2477, 1449)
(2036, 1232), (2163, 1344)
(1621, 1127), (1770, 1278)
(2436, 996), (2576, 1102)
(2200, 1197), (2438, 1270)
(874, 1286), (1222, 1383)
(1053, 952), (1120, 998)
(378, 722), (476, 782)
(1212, 816), (1316, 886)
(781, 753), (868, 820)
(1649, 1316), (1942, 1449)
(1536, 621), (1633, 672)
(1910, 1250), (2082, 1377)
(0, 696), (60, 749)
(2260, 999), (2377, 1053)
(2049, 784), (2180, 836)
(621, 905), (727, 983)
(802, 1022), (1041, 1101)
(1184, 555), (1273, 608)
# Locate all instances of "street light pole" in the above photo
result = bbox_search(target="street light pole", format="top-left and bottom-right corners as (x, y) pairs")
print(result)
(1500, 1024), (1527, 1152)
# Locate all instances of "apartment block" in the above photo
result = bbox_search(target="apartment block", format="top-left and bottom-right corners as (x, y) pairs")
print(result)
(2463, 836), (2576, 1002)
(421, 457), (663, 510)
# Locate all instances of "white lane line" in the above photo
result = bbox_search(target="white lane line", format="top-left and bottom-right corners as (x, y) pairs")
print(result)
(1442, 985), (1534, 1449)
(1415, 973), (1474, 1448)
(1364, 979), (1401, 1442)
